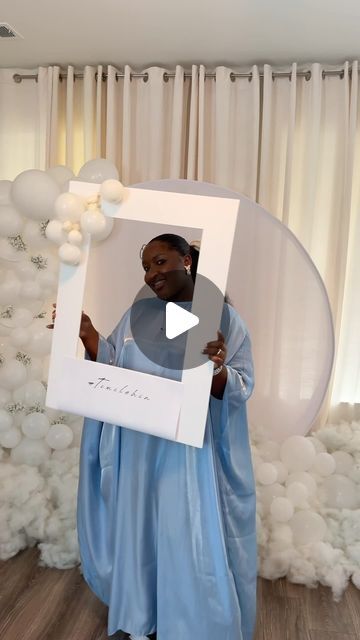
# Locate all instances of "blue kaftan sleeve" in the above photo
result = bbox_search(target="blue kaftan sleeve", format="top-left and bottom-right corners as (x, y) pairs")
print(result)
(223, 306), (254, 402)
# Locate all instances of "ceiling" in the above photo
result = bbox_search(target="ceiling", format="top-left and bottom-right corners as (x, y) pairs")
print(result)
(0, 0), (359, 70)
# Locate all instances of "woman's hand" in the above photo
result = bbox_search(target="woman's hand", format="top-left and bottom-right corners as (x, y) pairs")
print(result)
(203, 330), (228, 399)
(47, 303), (99, 360)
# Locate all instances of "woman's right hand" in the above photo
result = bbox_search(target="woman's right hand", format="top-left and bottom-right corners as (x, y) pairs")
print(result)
(47, 304), (99, 360)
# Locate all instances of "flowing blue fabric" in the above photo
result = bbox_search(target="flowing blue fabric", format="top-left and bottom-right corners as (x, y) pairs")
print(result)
(77, 303), (256, 640)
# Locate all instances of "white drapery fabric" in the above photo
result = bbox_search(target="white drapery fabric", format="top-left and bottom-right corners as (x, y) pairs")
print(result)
(1, 63), (359, 423)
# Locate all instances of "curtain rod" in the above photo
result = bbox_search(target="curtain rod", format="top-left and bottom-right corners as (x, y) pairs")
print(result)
(12, 67), (350, 84)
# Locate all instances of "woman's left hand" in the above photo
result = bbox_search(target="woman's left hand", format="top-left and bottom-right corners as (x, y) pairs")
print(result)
(202, 330), (227, 368)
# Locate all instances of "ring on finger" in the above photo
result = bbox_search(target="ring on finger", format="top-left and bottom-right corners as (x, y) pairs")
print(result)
(216, 348), (222, 356)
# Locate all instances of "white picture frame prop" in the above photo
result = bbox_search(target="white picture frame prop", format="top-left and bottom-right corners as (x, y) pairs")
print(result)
(46, 181), (240, 447)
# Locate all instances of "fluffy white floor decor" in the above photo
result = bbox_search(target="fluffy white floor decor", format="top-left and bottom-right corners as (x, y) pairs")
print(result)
(1, 419), (360, 601)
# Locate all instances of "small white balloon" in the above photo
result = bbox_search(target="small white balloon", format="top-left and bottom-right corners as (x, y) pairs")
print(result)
(0, 279), (21, 305)
(80, 210), (106, 235)
(257, 462), (278, 485)
(21, 412), (50, 439)
(0, 205), (24, 237)
(23, 380), (46, 405)
(307, 436), (327, 453)
(0, 359), (27, 390)
(12, 308), (33, 328)
(272, 461), (288, 484)
(280, 436), (316, 472)
(21, 280), (43, 301)
(46, 423), (74, 450)
(68, 229), (83, 246)
(78, 158), (119, 183)
(10, 437), (51, 465)
(270, 497), (294, 522)
(28, 328), (52, 357)
(0, 427), (22, 448)
(286, 471), (318, 496)
(332, 450), (354, 474)
(47, 165), (75, 187)
(100, 179), (125, 203)
(285, 481), (309, 508)
(11, 170), (60, 220)
(45, 219), (68, 245)
(9, 327), (31, 347)
(54, 192), (86, 223)
(58, 242), (82, 266)
(312, 452), (336, 477)
(0, 180), (12, 205)
(290, 511), (327, 545)
(0, 409), (13, 432)
(0, 388), (11, 407)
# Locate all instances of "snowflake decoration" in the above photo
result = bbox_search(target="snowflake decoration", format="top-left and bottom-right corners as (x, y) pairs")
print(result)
(0, 306), (14, 319)
(39, 220), (50, 238)
(8, 235), (27, 252)
(16, 351), (32, 366)
(26, 403), (45, 415)
(6, 402), (25, 415)
(31, 255), (48, 270)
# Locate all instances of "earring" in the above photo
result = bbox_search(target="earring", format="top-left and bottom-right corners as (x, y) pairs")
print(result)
(185, 265), (191, 276)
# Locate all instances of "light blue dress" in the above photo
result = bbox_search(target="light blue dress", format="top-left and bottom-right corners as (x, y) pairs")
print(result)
(77, 302), (256, 640)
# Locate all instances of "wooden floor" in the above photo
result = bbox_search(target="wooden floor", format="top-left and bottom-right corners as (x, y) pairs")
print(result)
(0, 549), (359, 640)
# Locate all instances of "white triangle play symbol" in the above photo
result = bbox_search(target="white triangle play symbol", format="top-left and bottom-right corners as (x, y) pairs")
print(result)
(165, 302), (199, 339)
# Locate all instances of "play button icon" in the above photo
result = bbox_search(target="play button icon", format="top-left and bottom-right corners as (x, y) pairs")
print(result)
(165, 302), (199, 339)
(130, 271), (230, 371)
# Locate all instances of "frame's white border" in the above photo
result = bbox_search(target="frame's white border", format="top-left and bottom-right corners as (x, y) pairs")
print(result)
(46, 181), (240, 447)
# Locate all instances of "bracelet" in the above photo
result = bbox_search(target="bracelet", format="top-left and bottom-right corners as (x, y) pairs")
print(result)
(213, 365), (223, 376)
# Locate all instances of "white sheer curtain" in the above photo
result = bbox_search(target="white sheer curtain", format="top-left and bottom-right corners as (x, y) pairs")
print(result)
(1, 62), (359, 423)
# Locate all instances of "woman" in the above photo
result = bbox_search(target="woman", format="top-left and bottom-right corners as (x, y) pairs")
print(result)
(63, 234), (256, 640)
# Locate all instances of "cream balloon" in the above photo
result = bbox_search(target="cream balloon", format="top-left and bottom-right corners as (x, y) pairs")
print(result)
(0, 205), (24, 237)
(80, 210), (106, 235)
(92, 216), (114, 243)
(11, 170), (60, 220)
(45, 219), (68, 245)
(58, 243), (82, 266)
(10, 437), (51, 465)
(100, 179), (125, 203)
(68, 229), (83, 246)
(54, 192), (86, 223)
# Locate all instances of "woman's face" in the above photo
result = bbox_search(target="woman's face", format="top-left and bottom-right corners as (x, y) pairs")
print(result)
(142, 241), (193, 301)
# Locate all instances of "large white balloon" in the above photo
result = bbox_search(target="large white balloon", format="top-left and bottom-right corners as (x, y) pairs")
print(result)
(10, 437), (51, 465)
(0, 180), (12, 205)
(0, 205), (24, 237)
(23, 380), (47, 405)
(78, 158), (119, 183)
(47, 165), (75, 188)
(290, 511), (327, 545)
(11, 170), (60, 220)
(21, 412), (50, 439)
(46, 423), (74, 450)
(0, 359), (27, 390)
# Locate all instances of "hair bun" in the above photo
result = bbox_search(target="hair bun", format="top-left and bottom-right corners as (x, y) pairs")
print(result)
(190, 240), (201, 251)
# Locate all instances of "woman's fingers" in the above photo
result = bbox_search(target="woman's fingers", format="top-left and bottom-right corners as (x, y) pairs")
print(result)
(202, 330), (227, 364)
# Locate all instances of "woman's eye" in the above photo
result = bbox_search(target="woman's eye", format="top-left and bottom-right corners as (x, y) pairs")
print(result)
(156, 259), (166, 265)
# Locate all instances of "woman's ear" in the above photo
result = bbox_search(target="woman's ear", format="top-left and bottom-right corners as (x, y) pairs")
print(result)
(183, 254), (192, 269)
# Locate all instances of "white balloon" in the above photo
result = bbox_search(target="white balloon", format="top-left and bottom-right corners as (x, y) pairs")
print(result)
(47, 165), (75, 187)
(16, 260), (36, 281)
(21, 280), (43, 301)
(92, 215), (114, 243)
(11, 170), (60, 220)
(12, 385), (25, 403)
(258, 440), (280, 462)
(0, 359), (27, 390)
(27, 357), (43, 380)
(9, 327), (31, 348)
(332, 450), (354, 474)
(80, 210), (106, 235)
(270, 497), (294, 522)
(28, 328), (52, 357)
(0, 238), (23, 262)
(68, 229), (83, 246)
(0, 180), (12, 205)
(321, 474), (358, 509)
(280, 436), (316, 472)
(12, 308), (34, 328)
(10, 437), (51, 465)
(257, 462), (278, 485)
(21, 412), (50, 439)
(312, 452), (336, 477)
(0, 409), (13, 432)
(307, 436), (327, 453)
(37, 270), (58, 292)
(54, 192), (86, 223)
(58, 242), (81, 266)
(22, 220), (48, 249)
(45, 219), (68, 245)
(100, 179), (125, 203)
(0, 427), (22, 448)
(0, 388), (11, 407)
(78, 158), (119, 183)
(348, 462), (360, 483)
(286, 471), (318, 496)
(285, 482), (309, 508)
(46, 423), (74, 450)
(0, 279), (20, 305)
(272, 461), (288, 483)
(23, 380), (46, 405)
(0, 205), (24, 237)
(290, 511), (327, 545)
